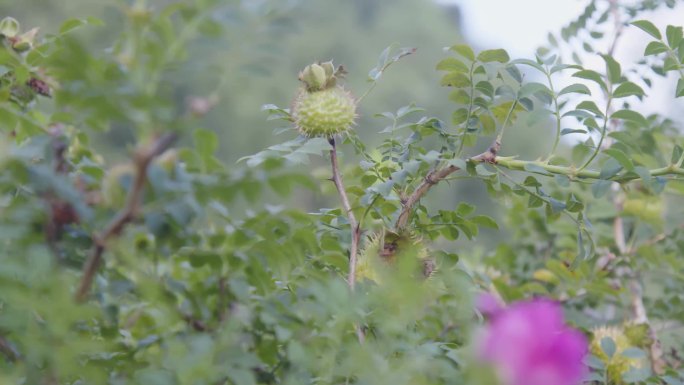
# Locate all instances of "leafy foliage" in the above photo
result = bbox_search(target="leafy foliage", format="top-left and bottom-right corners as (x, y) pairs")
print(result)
(1, 1), (684, 385)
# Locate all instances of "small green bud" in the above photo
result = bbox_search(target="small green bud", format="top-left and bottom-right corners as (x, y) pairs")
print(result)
(0, 17), (20, 38)
(11, 27), (38, 52)
(320, 60), (335, 78)
(299, 63), (327, 92)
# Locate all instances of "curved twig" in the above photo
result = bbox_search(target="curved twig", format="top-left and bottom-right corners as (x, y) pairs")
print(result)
(75, 132), (178, 302)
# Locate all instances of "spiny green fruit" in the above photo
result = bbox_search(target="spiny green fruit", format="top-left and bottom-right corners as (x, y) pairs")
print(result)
(292, 61), (356, 138)
(356, 229), (432, 283)
(590, 326), (646, 384)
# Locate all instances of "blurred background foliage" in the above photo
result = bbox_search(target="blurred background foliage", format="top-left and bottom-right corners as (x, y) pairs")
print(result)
(1, 0), (684, 384)
(0, 0), (463, 160)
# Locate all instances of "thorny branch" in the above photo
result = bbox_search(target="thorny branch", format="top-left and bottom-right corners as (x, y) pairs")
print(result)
(75, 132), (178, 302)
(328, 137), (365, 343)
(395, 138), (500, 229)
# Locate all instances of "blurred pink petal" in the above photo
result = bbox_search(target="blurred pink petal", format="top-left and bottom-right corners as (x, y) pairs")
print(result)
(475, 292), (504, 317)
(477, 298), (588, 385)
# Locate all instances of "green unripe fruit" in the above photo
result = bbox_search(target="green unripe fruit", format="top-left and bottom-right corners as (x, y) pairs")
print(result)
(590, 326), (646, 384)
(356, 229), (432, 284)
(292, 61), (356, 137)
(292, 87), (356, 137)
(299, 63), (327, 91)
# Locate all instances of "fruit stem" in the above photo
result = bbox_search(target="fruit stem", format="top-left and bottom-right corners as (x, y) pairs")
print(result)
(328, 137), (365, 343)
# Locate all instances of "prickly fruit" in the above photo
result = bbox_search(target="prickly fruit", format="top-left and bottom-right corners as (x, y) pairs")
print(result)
(590, 326), (646, 384)
(292, 61), (356, 138)
(356, 229), (431, 283)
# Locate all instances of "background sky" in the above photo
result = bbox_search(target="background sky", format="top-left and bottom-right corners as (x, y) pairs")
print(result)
(439, 0), (684, 120)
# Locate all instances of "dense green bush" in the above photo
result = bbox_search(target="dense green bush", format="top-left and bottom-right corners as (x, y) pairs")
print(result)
(0, 1), (683, 384)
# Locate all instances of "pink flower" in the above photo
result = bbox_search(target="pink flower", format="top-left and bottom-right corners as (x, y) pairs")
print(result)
(476, 295), (588, 385)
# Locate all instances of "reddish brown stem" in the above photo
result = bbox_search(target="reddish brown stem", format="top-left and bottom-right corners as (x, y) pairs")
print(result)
(395, 139), (500, 229)
(328, 137), (364, 343)
(75, 133), (178, 302)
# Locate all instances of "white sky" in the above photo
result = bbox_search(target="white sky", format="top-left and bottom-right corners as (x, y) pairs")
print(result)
(438, 0), (587, 57)
(436, 0), (684, 120)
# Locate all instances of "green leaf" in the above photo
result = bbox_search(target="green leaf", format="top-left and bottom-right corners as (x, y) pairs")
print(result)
(666, 25), (683, 48)
(576, 101), (604, 117)
(480, 114), (496, 135)
(561, 128), (587, 135)
(631, 20), (661, 39)
(664, 56), (680, 71)
(449, 44), (475, 61)
(441, 72), (470, 87)
(611, 110), (647, 126)
(477, 49), (510, 63)
(59, 18), (87, 34)
(505, 65), (523, 83)
(584, 355), (606, 370)
(436, 57), (469, 72)
(519, 82), (552, 97)
(644, 41), (669, 56)
(572, 69), (607, 91)
(621, 348), (647, 360)
(448, 158), (467, 170)
(603, 148), (634, 171)
(509, 58), (545, 72)
(676, 78), (684, 98)
(194, 128), (218, 155)
(601, 337), (616, 358)
(613, 82), (645, 99)
(523, 176), (541, 187)
(471, 215), (499, 229)
(634, 166), (652, 185)
(475, 164), (496, 177)
(671, 144), (683, 164)
(599, 158), (623, 179)
(592, 179), (612, 198)
(558, 84), (591, 96)
(455, 202), (475, 216)
(475, 81), (494, 97)
(452, 108), (469, 125)
(601, 54), (621, 83)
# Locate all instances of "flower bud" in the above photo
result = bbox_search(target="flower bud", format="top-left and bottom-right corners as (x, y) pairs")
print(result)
(11, 27), (38, 52)
(0, 17), (20, 38)
(299, 63), (327, 92)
